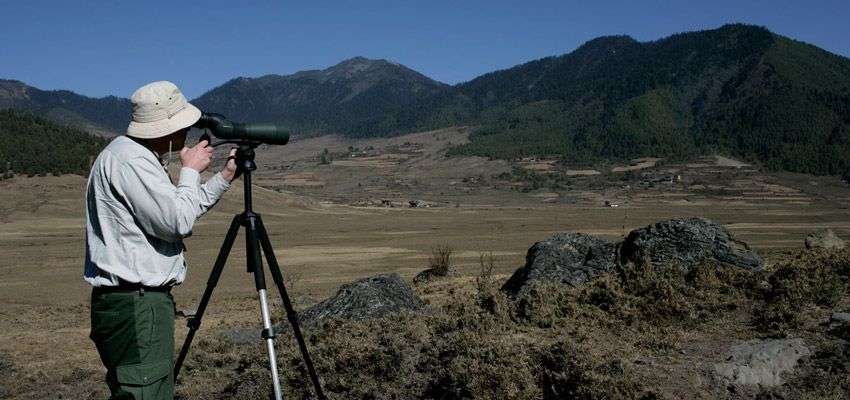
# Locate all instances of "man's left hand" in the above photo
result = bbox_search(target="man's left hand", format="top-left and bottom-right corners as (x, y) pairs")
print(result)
(220, 148), (239, 182)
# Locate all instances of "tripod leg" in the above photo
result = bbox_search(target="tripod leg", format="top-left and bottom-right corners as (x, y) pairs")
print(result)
(255, 216), (328, 400)
(174, 215), (240, 381)
(246, 215), (284, 400)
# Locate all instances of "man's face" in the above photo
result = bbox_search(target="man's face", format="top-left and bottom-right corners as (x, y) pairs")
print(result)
(169, 128), (189, 151)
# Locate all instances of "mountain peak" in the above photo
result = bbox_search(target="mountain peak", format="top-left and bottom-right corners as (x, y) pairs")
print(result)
(193, 55), (448, 131)
(338, 56), (378, 64)
(0, 80), (32, 104)
(325, 56), (403, 77)
(572, 35), (638, 56)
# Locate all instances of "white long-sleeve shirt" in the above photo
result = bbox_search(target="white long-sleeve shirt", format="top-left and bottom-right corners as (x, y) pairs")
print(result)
(84, 135), (230, 287)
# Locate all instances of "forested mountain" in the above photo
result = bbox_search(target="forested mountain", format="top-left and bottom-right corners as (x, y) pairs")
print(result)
(0, 109), (107, 176)
(0, 80), (131, 135)
(192, 24), (850, 175)
(3, 24), (849, 175)
(193, 57), (450, 136)
(442, 24), (850, 175)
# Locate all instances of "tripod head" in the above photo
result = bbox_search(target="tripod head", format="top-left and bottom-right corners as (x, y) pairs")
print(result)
(194, 131), (260, 180)
(233, 141), (259, 176)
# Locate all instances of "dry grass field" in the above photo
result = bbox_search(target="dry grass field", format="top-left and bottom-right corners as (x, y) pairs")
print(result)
(1, 128), (849, 398)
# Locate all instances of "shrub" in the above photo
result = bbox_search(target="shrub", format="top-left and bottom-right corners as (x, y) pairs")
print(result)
(475, 252), (496, 296)
(754, 249), (850, 333)
(428, 245), (453, 277)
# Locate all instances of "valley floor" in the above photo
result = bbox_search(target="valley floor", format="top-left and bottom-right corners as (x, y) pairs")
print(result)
(1, 131), (849, 398)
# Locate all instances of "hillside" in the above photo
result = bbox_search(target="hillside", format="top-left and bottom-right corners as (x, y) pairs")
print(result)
(443, 24), (850, 176)
(0, 109), (107, 176)
(0, 80), (131, 135)
(193, 56), (450, 136)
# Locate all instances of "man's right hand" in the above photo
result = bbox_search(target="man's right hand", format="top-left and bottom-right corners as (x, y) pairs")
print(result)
(180, 140), (213, 173)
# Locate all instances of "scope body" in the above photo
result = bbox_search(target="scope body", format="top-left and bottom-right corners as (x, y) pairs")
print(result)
(193, 112), (290, 145)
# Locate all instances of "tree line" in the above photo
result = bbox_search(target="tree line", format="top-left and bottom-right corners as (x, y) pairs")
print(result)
(0, 109), (107, 177)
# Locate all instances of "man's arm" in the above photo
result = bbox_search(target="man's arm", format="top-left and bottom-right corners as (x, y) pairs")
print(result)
(198, 172), (231, 213)
(115, 157), (212, 241)
(199, 147), (237, 211)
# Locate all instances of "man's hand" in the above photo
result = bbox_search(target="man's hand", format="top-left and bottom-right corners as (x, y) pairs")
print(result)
(180, 140), (213, 173)
(220, 148), (239, 182)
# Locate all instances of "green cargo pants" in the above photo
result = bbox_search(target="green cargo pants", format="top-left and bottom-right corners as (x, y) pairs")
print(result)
(90, 288), (175, 400)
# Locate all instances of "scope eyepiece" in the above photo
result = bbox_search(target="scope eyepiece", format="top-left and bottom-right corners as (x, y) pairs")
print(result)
(193, 112), (290, 145)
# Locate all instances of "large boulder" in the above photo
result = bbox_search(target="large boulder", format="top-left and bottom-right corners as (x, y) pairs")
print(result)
(222, 274), (424, 344)
(299, 273), (424, 324)
(620, 217), (763, 270)
(805, 229), (845, 250)
(501, 232), (617, 296)
(713, 338), (810, 387)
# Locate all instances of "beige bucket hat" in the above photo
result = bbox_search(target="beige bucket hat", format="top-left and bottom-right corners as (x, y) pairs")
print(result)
(126, 81), (201, 139)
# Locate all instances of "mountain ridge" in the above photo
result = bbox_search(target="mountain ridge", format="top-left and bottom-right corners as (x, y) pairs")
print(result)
(2, 24), (849, 175)
(192, 56), (450, 133)
(0, 79), (131, 136)
(441, 24), (850, 175)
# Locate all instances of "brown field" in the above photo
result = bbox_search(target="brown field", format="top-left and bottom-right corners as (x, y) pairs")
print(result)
(1, 128), (849, 398)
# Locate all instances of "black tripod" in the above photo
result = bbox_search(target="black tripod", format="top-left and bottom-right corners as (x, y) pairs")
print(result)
(174, 142), (326, 400)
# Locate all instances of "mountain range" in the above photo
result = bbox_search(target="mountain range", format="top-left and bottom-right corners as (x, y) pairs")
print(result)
(0, 80), (131, 136)
(2, 24), (849, 175)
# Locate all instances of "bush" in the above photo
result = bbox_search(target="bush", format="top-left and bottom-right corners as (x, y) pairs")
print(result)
(184, 293), (650, 400)
(754, 249), (850, 333)
(318, 148), (331, 165)
(428, 245), (453, 277)
(413, 245), (455, 285)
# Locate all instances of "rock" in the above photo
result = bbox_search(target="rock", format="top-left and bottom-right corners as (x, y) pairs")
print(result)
(832, 312), (850, 324)
(620, 217), (763, 270)
(713, 338), (810, 387)
(413, 261), (457, 284)
(176, 308), (197, 318)
(220, 328), (258, 345)
(805, 229), (845, 250)
(413, 269), (435, 284)
(409, 199), (429, 208)
(830, 312), (850, 338)
(298, 273), (424, 324)
(501, 232), (617, 296)
(222, 274), (424, 344)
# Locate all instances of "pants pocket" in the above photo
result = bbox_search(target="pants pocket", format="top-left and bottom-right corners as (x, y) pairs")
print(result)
(91, 307), (141, 369)
(115, 359), (172, 386)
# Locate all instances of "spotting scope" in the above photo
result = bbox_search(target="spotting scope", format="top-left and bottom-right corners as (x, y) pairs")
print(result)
(193, 112), (290, 145)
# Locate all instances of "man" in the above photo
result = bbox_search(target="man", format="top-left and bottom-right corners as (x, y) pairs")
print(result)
(84, 81), (237, 399)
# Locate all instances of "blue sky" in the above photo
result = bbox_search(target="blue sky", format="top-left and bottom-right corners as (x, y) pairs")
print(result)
(1, 1), (848, 99)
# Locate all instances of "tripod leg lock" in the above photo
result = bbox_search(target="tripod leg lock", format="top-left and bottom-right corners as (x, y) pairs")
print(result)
(187, 318), (201, 330)
(261, 328), (276, 339)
